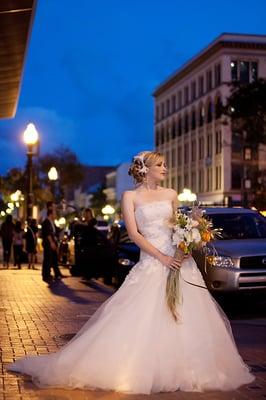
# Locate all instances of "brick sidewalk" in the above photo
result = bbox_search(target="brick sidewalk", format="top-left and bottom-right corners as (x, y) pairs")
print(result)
(0, 265), (265, 400)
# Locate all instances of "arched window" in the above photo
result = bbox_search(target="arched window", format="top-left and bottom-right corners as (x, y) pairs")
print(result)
(199, 104), (204, 127)
(215, 96), (223, 119)
(207, 101), (213, 123)
(191, 109), (196, 130)
(178, 117), (182, 136)
(184, 113), (189, 133)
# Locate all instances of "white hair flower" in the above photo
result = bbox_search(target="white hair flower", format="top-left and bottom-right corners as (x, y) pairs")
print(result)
(133, 155), (149, 174)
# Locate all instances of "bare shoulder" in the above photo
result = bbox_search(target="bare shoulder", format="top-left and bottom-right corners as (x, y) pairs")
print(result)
(121, 190), (136, 203)
(158, 187), (177, 200)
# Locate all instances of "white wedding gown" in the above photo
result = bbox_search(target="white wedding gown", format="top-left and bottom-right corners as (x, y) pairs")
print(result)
(8, 200), (254, 394)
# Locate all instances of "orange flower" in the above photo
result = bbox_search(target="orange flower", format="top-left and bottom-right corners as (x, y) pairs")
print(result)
(179, 241), (187, 251)
(201, 231), (211, 242)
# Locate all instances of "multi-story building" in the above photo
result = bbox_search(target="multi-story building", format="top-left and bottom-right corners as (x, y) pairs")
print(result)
(153, 33), (266, 205)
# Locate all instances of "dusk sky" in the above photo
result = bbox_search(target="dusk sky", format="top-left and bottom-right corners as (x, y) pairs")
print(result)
(0, 0), (266, 174)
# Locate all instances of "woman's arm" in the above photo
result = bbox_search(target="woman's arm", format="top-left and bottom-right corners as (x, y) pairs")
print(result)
(121, 191), (179, 269)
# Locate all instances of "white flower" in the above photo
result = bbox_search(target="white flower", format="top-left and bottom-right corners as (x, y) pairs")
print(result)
(191, 228), (201, 243)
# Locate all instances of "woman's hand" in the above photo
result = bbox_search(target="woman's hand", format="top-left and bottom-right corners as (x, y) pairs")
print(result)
(158, 254), (182, 270)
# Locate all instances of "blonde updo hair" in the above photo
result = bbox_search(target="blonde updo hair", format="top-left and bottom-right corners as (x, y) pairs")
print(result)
(128, 151), (164, 184)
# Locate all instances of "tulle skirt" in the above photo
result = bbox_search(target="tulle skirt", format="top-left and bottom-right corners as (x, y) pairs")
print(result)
(7, 256), (254, 394)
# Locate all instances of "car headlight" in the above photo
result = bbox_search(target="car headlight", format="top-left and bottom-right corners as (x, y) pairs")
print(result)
(206, 256), (234, 268)
(118, 258), (135, 267)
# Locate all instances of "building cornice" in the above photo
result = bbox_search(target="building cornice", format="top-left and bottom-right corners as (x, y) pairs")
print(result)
(153, 35), (266, 98)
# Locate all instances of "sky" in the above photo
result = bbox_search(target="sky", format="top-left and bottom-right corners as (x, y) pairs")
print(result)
(0, 0), (266, 174)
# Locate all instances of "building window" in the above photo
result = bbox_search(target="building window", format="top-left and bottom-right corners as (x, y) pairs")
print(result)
(231, 60), (238, 81)
(207, 134), (212, 157)
(156, 105), (160, 122)
(231, 164), (242, 189)
(184, 173), (189, 187)
(198, 75), (204, 96)
(161, 125), (165, 145)
(244, 147), (252, 160)
(206, 70), (212, 91)
(239, 61), (249, 83)
(199, 169), (204, 192)
(215, 130), (222, 154)
(191, 171), (196, 192)
(178, 91), (182, 109)
(215, 97), (222, 119)
(171, 95), (176, 113)
(207, 167), (212, 191)
(251, 62), (258, 82)
(232, 132), (242, 154)
(177, 176), (182, 193)
(191, 81), (196, 100)
(166, 124), (170, 142)
(215, 165), (221, 190)
(199, 136), (204, 159)
(166, 151), (169, 166)
(177, 146), (182, 166)
(184, 113), (189, 133)
(166, 99), (170, 116)
(207, 101), (213, 123)
(184, 143), (189, 164)
(155, 129), (160, 146)
(172, 148), (176, 168)
(199, 105), (204, 126)
(178, 117), (182, 136)
(171, 121), (176, 139)
(171, 176), (176, 190)
(191, 140), (196, 162)
(184, 86), (189, 105)
(214, 64), (221, 86)
(191, 109), (196, 130)
(161, 102), (165, 119)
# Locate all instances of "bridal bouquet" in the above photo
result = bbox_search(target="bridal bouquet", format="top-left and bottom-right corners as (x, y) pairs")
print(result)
(166, 206), (220, 321)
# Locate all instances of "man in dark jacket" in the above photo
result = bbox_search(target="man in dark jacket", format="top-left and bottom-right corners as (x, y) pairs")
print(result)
(41, 208), (63, 283)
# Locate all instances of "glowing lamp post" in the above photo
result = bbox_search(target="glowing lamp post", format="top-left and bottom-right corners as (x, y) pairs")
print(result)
(48, 167), (58, 201)
(177, 188), (197, 204)
(23, 123), (39, 220)
(101, 204), (115, 221)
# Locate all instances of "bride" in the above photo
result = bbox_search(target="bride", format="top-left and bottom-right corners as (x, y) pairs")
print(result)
(7, 150), (254, 394)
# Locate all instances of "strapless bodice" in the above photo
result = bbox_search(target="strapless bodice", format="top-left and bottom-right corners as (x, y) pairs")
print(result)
(135, 200), (175, 258)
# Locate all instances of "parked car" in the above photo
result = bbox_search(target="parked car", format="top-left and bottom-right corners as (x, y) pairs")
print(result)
(194, 207), (266, 292)
(108, 221), (140, 287)
(109, 207), (266, 292)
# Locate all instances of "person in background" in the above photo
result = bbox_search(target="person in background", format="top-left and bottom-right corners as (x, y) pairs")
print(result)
(25, 219), (38, 269)
(41, 208), (64, 283)
(13, 220), (24, 269)
(0, 214), (14, 268)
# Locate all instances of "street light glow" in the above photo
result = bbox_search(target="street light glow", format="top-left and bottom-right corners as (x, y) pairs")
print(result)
(48, 166), (58, 181)
(178, 188), (197, 203)
(10, 190), (22, 202)
(102, 205), (115, 215)
(23, 123), (39, 145)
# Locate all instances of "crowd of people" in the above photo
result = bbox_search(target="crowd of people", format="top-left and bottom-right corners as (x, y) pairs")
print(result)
(0, 214), (38, 270)
(0, 201), (103, 284)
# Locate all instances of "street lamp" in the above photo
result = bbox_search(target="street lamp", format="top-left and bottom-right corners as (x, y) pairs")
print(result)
(48, 166), (58, 201)
(177, 188), (197, 204)
(23, 123), (39, 220)
(101, 204), (115, 221)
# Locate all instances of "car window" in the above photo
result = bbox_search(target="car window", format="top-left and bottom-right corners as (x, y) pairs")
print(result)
(208, 213), (266, 239)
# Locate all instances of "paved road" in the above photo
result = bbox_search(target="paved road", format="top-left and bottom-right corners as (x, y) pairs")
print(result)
(0, 265), (265, 400)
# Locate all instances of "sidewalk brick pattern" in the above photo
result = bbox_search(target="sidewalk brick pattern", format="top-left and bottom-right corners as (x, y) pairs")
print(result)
(0, 266), (265, 400)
